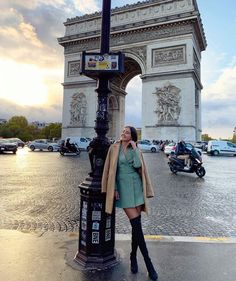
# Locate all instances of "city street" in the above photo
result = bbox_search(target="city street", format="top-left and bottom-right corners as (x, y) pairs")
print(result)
(1, 147), (236, 237)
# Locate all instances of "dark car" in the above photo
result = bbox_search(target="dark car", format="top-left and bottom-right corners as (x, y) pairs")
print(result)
(5, 138), (25, 148)
(0, 139), (18, 154)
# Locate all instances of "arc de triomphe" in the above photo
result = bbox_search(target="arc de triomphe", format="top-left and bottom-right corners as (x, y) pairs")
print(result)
(58, 0), (206, 142)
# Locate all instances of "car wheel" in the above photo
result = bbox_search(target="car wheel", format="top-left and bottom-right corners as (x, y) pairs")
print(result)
(13, 150), (17, 154)
(48, 146), (53, 152)
(151, 147), (156, 153)
(213, 150), (219, 156)
(30, 145), (35, 151)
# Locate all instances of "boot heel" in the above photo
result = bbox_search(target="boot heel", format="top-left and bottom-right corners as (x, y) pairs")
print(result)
(146, 259), (158, 280)
(148, 270), (158, 280)
(130, 253), (138, 274)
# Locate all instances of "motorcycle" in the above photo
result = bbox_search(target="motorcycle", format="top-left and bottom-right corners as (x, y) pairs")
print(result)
(59, 143), (81, 156)
(168, 148), (206, 178)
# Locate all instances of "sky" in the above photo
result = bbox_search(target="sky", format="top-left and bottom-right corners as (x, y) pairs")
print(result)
(0, 0), (235, 139)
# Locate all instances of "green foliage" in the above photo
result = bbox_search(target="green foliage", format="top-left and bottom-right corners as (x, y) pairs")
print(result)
(41, 123), (61, 139)
(231, 134), (236, 143)
(201, 134), (213, 141)
(0, 116), (61, 141)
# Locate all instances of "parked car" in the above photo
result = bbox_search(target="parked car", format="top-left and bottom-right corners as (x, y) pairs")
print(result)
(5, 138), (25, 148)
(28, 139), (60, 152)
(186, 143), (202, 155)
(164, 142), (201, 156)
(164, 142), (176, 156)
(0, 139), (18, 154)
(207, 140), (236, 156)
(64, 137), (91, 151)
(137, 140), (159, 153)
(194, 141), (208, 151)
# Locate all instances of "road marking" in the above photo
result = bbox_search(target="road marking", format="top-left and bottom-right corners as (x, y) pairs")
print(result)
(115, 234), (236, 243)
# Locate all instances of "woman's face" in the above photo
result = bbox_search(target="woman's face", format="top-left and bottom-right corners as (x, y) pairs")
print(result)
(120, 127), (132, 142)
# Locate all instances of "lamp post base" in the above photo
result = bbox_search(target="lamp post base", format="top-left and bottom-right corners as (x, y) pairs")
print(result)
(74, 176), (117, 270)
(74, 249), (118, 270)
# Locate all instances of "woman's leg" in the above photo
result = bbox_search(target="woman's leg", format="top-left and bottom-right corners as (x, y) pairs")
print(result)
(123, 206), (142, 219)
(124, 207), (142, 274)
(124, 207), (158, 280)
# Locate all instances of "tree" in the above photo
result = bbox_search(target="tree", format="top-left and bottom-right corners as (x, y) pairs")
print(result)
(8, 116), (28, 128)
(41, 123), (61, 139)
(201, 134), (213, 141)
(0, 116), (61, 141)
(231, 134), (236, 144)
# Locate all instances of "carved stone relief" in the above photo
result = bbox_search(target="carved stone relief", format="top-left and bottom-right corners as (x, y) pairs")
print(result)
(153, 82), (181, 124)
(68, 61), (80, 76)
(70, 92), (87, 126)
(152, 45), (186, 67)
(64, 23), (194, 54)
(120, 46), (146, 68)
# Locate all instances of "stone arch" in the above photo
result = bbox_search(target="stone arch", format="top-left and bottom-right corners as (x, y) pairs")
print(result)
(58, 0), (207, 141)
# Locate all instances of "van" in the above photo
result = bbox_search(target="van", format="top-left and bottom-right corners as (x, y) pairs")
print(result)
(207, 140), (236, 156)
(65, 137), (90, 151)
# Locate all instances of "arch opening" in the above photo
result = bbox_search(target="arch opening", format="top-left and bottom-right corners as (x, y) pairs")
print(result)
(107, 56), (142, 139)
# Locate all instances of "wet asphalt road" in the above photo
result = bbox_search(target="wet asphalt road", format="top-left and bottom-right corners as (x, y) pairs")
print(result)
(0, 147), (236, 237)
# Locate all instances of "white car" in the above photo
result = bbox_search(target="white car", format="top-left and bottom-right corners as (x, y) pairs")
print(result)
(164, 142), (201, 156)
(207, 140), (236, 156)
(28, 139), (60, 152)
(164, 143), (176, 156)
(64, 137), (91, 151)
(137, 140), (159, 153)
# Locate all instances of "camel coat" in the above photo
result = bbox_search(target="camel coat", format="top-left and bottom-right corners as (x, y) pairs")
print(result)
(101, 142), (155, 214)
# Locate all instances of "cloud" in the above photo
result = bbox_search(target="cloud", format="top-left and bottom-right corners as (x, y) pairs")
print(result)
(0, 0), (66, 10)
(74, 0), (100, 14)
(0, 98), (62, 123)
(202, 64), (236, 138)
(125, 76), (142, 127)
(0, 7), (63, 68)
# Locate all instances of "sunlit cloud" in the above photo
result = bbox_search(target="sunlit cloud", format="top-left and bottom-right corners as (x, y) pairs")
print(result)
(0, 8), (61, 68)
(0, 0), (66, 10)
(0, 59), (48, 106)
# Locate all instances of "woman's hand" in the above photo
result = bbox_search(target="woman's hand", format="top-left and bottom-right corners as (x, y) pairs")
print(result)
(114, 190), (120, 200)
(128, 140), (137, 150)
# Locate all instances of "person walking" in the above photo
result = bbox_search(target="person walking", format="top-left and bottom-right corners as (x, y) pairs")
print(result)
(102, 126), (158, 280)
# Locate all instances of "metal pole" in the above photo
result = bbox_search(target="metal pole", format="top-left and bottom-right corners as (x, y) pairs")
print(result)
(74, 0), (117, 269)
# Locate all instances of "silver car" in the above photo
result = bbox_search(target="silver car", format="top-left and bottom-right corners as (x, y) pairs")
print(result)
(28, 139), (60, 152)
(137, 140), (159, 153)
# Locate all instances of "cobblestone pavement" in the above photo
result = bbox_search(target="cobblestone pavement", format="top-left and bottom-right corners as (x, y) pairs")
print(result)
(0, 148), (236, 237)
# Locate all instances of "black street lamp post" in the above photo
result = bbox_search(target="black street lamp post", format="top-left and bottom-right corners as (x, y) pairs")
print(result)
(74, 0), (120, 269)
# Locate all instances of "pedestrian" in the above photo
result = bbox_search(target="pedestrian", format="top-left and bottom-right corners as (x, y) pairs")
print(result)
(102, 126), (158, 280)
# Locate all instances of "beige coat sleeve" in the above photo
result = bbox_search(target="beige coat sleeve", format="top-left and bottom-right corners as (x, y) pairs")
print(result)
(101, 146), (111, 193)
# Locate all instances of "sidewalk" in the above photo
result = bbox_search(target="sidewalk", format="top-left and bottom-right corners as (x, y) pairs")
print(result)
(0, 229), (236, 281)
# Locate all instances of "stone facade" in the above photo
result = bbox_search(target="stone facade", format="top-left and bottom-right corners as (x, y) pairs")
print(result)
(58, 0), (206, 141)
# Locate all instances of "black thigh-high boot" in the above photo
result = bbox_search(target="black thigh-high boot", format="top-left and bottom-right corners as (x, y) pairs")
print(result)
(130, 215), (158, 281)
(130, 216), (139, 273)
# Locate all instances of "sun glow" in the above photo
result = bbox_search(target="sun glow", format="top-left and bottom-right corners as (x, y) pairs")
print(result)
(0, 58), (48, 106)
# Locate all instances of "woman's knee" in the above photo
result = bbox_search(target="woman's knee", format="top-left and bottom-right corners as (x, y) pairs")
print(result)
(124, 208), (140, 219)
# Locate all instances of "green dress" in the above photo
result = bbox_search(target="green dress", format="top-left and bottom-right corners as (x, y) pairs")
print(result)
(115, 146), (144, 208)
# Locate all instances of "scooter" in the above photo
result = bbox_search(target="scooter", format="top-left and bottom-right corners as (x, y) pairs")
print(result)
(168, 148), (206, 178)
(59, 143), (81, 156)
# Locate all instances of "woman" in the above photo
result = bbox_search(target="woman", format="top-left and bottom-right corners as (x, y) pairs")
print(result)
(102, 126), (158, 281)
